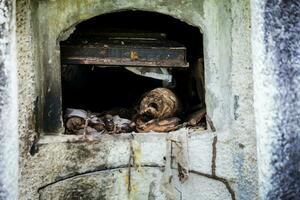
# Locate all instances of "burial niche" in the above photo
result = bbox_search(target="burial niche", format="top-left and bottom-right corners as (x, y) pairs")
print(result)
(60, 11), (206, 136)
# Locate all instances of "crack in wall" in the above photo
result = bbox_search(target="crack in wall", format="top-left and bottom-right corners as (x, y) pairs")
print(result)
(211, 136), (217, 176)
(190, 170), (236, 200)
(208, 135), (236, 200)
(37, 164), (164, 199)
(37, 165), (236, 200)
(37, 133), (236, 200)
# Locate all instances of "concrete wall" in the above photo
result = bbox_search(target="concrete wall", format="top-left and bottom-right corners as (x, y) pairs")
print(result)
(17, 0), (257, 199)
(0, 0), (18, 199)
(252, 0), (300, 199)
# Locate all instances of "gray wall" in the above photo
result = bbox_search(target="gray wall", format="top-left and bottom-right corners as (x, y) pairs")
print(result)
(252, 0), (300, 199)
(0, 0), (18, 199)
(17, 0), (257, 199)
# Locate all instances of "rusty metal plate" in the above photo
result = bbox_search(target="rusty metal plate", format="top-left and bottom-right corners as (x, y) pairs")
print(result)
(60, 37), (188, 67)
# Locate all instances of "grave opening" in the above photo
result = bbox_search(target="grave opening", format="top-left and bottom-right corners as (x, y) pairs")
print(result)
(60, 10), (205, 135)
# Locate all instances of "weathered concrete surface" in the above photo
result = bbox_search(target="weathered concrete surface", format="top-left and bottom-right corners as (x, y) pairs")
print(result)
(0, 0), (18, 199)
(252, 0), (300, 199)
(39, 168), (165, 200)
(17, 0), (36, 155)
(39, 167), (234, 200)
(16, 0), (258, 199)
(214, 1), (258, 199)
(173, 170), (232, 200)
(24, 131), (236, 200)
(188, 132), (214, 174)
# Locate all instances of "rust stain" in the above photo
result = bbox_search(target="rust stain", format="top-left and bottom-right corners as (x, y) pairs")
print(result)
(130, 51), (139, 61)
(124, 171), (137, 200)
(131, 140), (142, 172)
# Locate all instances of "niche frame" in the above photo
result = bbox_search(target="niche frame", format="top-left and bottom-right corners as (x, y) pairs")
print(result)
(33, 1), (232, 135)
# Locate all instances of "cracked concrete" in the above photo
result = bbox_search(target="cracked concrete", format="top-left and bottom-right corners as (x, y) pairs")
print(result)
(20, 131), (237, 199)
(38, 167), (234, 200)
(17, 0), (257, 199)
(211, 136), (217, 176)
(35, 131), (235, 200)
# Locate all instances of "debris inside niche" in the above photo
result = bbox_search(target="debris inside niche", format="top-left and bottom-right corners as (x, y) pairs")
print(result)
(64, 87), (207, 136)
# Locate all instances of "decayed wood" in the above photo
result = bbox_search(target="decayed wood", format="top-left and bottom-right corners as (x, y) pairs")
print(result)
(194, 58), (205, 108)
(139, 88), (180, 120)
(187, 108), (206, 126)
(60, 38), (188, 67)
(136, 117), (180, 133)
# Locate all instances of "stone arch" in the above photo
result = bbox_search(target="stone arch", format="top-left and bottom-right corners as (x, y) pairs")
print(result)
(57, 8), (205, 43)
(56, 6), (205, 41)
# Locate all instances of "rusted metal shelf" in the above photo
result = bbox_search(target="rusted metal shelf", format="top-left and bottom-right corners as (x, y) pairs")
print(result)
(60, 36), (188, 68)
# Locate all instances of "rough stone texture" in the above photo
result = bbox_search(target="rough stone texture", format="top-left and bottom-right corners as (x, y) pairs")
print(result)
(215, 1), (258, 199)
(16, 0), (258, 199)
(17, 0), (36, 154)
(23, 132), (236, 200)
(38, 167), (234, 200)
(188, 132), (214, 174)
(203, 0), (231, 130)
(215, 131), (234, 179)
(252, 0), (300, 199)
(39, 168), (165, 200)
(17, 1), (39, 198)
(21, 132), (234, 199)
(0, 0), (18, 199)
(173, 171), (232, 200)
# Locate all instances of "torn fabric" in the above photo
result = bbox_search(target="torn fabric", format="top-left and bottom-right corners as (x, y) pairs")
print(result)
(125, 67), (172, 82)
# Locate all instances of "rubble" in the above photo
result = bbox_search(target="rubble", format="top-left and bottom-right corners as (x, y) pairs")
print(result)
(64, 87), (206, 135)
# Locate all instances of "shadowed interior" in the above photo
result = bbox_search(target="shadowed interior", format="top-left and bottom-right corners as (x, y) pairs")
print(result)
(61, 10), (204, 119)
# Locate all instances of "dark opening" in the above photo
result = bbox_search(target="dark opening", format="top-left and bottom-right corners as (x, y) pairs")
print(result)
(60, 10), (205, 134)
